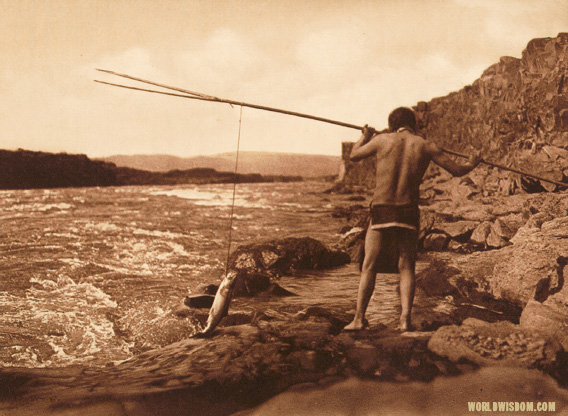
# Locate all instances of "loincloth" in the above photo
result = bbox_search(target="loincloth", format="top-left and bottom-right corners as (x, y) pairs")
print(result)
(370, 204), (419, 231)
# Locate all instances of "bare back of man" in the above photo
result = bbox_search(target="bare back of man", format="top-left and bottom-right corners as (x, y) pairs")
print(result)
(344, 110), (481, 332)
(371, 129), (432, 206)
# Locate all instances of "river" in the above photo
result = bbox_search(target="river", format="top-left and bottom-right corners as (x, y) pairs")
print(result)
(0, 181), (404, 368)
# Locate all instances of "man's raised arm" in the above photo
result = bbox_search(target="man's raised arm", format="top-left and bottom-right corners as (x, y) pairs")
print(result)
(427, 142), (482, 177)
(350, 125), (378, 162)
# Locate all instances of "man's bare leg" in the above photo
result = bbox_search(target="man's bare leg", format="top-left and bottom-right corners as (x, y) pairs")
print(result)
(344, 224), (384, 331)
(397, 228), (417, 331)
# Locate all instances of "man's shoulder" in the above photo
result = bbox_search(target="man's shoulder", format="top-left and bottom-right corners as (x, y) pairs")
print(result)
(422, 139), (441, 154)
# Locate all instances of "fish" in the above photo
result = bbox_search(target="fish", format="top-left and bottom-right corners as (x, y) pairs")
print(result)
(197, 270), (239, 337)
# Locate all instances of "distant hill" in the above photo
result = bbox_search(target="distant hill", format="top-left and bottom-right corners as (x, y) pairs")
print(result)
(0, 149), (117, 189)
(99, 152), (341, 178)
(0, 149), (304, 190)
(114, 167), (302, 186)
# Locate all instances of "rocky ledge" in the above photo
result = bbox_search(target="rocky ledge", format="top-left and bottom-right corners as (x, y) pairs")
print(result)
(1, 306), (566, 415)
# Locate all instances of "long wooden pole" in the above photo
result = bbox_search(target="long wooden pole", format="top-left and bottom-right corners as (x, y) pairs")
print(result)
(95, 70), (567, 188)
(96, 69), (363, 130)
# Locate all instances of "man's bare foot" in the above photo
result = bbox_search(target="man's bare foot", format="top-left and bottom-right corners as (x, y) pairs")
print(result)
(343, 318), (369, 332)
(397, 317), (414, 332)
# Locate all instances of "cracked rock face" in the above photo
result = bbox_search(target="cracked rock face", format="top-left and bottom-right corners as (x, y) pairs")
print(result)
(341, 34), (568, 194)
(490, 217), (568, 307)
(427, 318), (563, 372)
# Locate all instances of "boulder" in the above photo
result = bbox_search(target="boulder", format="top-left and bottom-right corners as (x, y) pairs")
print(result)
(521, 299), (568, 351)
(471, 214), (524, 249)
(485, 221), (510, 248)
(415, 256), (523, 325)
(470, 221), (492, 246)
(489, 219), (568, 306)
(232, 271), (272, 297)
(521, 193), (568, 220)
(228, 237), (351, 275)
(195, 283), (219, 295)
(431, 177), (479, 203)
(519, 252), (568, 350)
(438, 220), (478, 242)
(428, 318), (563, 372)
(420, 217), (568, 320)
(418, 209), (437, 242)
(184, 294), (215, 309)
(422, 233), (449, 252)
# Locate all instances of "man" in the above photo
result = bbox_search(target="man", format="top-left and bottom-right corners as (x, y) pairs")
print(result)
(343, 107), (481, 332)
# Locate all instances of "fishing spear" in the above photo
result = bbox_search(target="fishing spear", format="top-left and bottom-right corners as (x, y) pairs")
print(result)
(94, 69), (567, 189)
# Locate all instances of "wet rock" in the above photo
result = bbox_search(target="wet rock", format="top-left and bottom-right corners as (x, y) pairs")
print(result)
(266, 283), (297, 297)
(172, 304), (194, 318)
(295, 306), (351, 334)
(346, 342), (380, 374)
(233, 271), (272, 297)
(221, 311), (257, 327)
(194, 283), (219, 295)
(0, 298), (563, 416)
(428, 318), (563, 372)
(184, 294), (215, 309)
(331, 206), (353, 218)
(287, 350), (319, 372)
(228, 237), (350, 275)
(416, 258), (461, 298)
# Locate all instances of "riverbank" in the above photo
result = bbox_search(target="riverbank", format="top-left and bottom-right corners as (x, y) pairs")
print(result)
(1, 296), (567, 416)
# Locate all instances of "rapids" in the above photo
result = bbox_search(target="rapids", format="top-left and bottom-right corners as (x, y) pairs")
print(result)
(0, 181), (403, 368)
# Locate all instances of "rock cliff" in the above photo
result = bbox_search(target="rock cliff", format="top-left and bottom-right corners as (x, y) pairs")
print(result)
(341, 33), (568, 192)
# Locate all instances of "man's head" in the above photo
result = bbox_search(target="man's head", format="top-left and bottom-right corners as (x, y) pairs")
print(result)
(388, 107), (416, 132)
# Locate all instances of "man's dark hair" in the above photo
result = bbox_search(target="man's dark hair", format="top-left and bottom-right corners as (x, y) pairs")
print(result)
(388, 107), (416, 132)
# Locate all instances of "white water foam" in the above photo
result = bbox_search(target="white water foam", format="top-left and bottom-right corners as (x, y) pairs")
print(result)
(153, 188), (270, 208)
(0, 275), (133, 367)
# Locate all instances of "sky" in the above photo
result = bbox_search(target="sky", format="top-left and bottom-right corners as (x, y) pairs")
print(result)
(1, 0), (566, 158)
